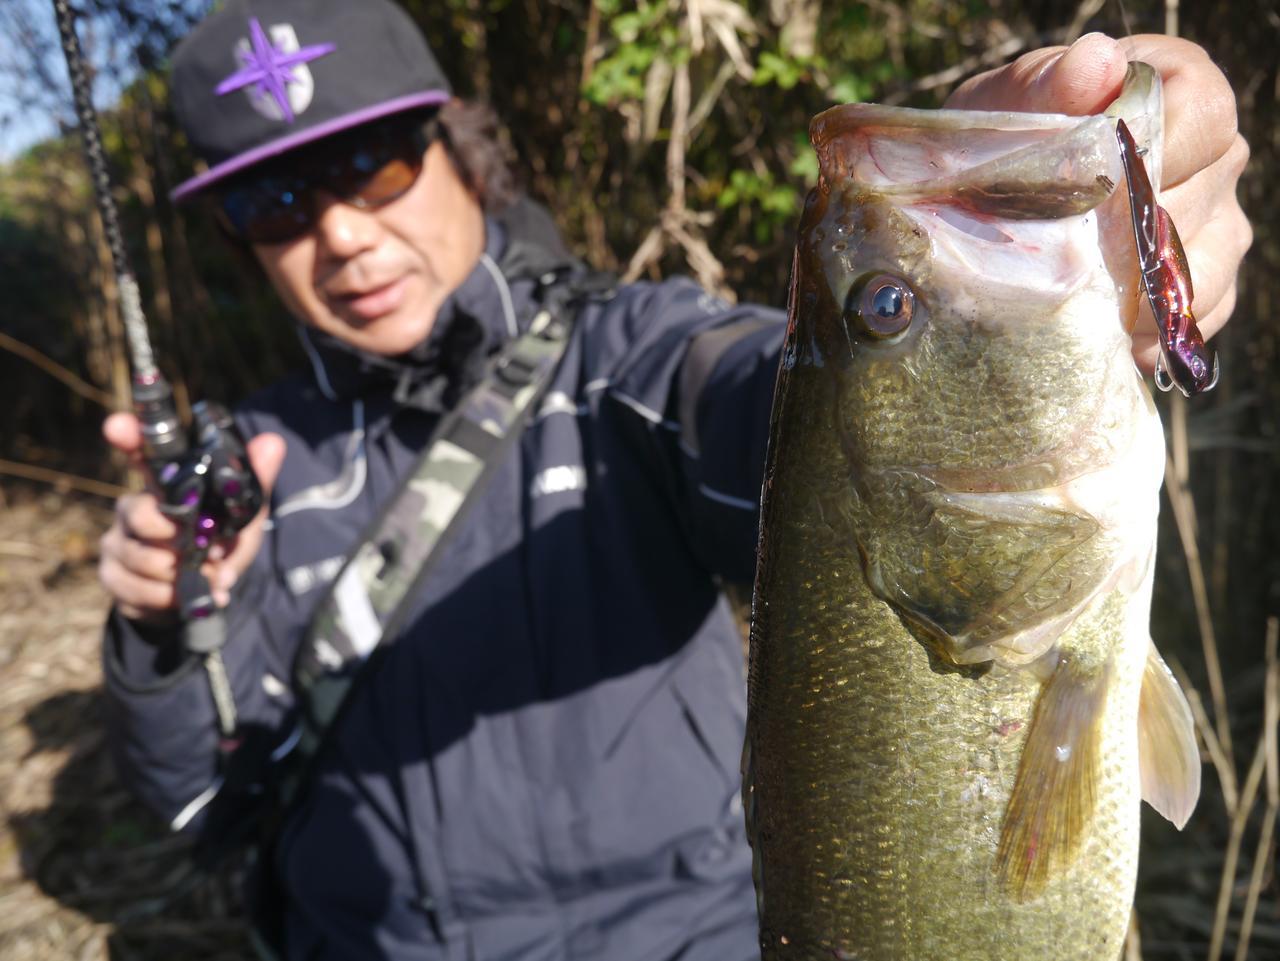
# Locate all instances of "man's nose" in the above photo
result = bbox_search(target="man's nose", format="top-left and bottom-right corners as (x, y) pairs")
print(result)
(311, 190), (381, 257)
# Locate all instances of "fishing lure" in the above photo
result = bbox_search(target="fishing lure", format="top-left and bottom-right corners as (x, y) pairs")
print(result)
(1115, 118), (1218, 396)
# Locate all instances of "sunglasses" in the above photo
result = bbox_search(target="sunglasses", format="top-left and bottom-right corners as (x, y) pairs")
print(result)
(215, 113), (439, 245)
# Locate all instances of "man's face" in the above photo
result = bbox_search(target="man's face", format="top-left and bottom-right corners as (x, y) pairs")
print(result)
(247, 135), (485, 357)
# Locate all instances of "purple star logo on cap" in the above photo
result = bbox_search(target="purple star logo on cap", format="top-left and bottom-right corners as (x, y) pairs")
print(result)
(215, 17), (335, 124)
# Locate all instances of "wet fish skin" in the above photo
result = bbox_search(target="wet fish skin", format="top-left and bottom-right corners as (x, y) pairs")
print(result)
(745, 65), (1198, 961)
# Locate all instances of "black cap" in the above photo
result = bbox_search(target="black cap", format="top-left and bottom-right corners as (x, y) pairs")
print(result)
(169, 0), (451, 202)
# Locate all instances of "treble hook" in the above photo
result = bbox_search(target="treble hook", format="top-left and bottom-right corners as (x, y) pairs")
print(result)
(1115, 119), (1218, 396)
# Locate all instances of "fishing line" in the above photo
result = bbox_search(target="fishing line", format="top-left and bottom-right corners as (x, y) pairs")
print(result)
(1113, 0), (1140, 60)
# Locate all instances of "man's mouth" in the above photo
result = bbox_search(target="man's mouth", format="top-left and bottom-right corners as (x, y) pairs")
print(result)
(332, 275), (409, 322)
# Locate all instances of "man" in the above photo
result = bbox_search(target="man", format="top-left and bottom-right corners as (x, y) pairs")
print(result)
(98, 0), (1250, 958)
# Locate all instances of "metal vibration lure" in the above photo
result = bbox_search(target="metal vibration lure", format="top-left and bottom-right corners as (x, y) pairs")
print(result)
(1115, 118), (1218, 396)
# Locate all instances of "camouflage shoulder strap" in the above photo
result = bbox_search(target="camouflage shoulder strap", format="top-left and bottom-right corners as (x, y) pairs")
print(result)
(284, 269), (612, 805)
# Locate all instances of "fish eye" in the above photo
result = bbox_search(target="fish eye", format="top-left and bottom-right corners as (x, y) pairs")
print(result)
(845, 273), (915, 340)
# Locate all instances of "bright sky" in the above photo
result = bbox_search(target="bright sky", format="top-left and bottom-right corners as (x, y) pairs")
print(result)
(0, 0), (132, 161)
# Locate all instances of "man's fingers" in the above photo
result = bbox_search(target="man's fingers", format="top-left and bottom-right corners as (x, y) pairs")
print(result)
(947, 34), (1239, 192)
(945, 33), (1127, 115)
(101, 427), (286, 619)
(246, 432), (287, 499)
(1157, 133), (1250, 244)
(223, 433), (286, 556)
(100, 505), (181, 617)
(99, 550), (178, 614)
(103, 411), (144, 455)
(1157, 188), (1251, 342)
(103, 412), (151, 483)
(1182, 199), (1253, 342)
(220, 432), (286, 559)
(116, 492), (180, 542)
(1191, 283), (1239, 352)
(102, 567), (176, 612)
(1111, 36), (1238, 189)
(102, 523), (180, 581)
(116, 602), (175, 624)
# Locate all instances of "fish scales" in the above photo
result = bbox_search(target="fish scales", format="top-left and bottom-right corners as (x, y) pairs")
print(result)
(748, 488), (1143, 958)
(745, 64), (1199, 961)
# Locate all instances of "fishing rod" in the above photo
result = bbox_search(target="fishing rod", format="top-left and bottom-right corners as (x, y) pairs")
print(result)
(52, 0), (261, 751)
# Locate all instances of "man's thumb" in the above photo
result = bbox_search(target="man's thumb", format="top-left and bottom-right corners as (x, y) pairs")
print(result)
(245, 432), (287, 499)
(103, 411), (144, 456)
(946, 33), (1128, 116)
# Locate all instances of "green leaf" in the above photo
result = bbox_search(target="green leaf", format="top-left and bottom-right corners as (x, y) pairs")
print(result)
(829, 71), (873, 104)
(788, 147), (820, 186)
(754, 50), (808, 90)
(612, 12), (645, 43)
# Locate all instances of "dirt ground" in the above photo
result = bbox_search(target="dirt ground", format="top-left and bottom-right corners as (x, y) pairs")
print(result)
(0, 486), (250, 960)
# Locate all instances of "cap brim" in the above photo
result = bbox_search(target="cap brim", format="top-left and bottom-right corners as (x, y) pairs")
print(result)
(170, 90), (450, 203)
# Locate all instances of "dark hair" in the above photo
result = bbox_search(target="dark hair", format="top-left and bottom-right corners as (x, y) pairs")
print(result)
(436, 99), (519, 214)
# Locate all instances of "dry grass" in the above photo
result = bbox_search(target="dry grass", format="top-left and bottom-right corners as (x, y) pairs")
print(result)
(1146, 395), (1280, 961)
(0, 485), (250, 961)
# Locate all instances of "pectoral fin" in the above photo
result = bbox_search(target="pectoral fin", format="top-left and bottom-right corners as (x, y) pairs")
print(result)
(1138, 641), (1201, 828)
(996, 656), (1110, 901)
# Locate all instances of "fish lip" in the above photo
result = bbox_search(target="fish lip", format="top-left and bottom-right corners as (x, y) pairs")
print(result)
(809, 102), (1087, 151)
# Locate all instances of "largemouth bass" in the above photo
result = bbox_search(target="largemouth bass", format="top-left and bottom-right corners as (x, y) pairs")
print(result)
(744, 64), (1201, 961)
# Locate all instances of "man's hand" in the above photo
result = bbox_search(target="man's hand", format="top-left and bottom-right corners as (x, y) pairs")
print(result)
(946, 33), (1251, 375)
(98, 412), (286, 624)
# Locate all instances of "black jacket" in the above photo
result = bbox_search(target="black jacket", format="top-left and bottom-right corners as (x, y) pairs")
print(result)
(104, 199), (785, 960)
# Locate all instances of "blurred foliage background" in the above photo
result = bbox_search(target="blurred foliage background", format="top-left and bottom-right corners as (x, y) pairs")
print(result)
(0, 0), (1276, 958)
